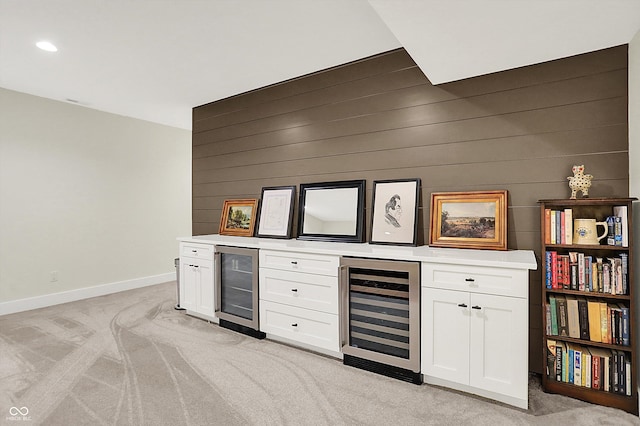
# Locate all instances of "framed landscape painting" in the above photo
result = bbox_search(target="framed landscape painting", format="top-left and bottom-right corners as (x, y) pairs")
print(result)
(219, 199), (259, 237)
(429, 190), (507, 250)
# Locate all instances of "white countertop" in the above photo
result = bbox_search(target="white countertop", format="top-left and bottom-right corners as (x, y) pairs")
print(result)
(178, 235), (538, 270)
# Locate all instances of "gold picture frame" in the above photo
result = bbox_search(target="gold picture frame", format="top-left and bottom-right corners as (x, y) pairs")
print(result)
(429, 190), (507, 250)
(219, 199), (259, 237)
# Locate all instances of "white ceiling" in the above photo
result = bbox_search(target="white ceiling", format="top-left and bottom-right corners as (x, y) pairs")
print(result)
(1, 0), (639, 131)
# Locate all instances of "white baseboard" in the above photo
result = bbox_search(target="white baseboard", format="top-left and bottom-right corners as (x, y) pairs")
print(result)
(0, 272), (175, 316)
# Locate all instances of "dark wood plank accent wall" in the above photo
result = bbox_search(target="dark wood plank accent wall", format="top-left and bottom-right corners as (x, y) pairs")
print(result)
(192, 45), (629, 373)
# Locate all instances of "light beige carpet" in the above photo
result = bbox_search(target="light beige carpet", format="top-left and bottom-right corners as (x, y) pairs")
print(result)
(1, 282), (638, 425)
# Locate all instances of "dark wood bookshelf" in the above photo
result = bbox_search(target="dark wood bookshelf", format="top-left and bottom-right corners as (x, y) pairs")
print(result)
(539, 198), (638, 415)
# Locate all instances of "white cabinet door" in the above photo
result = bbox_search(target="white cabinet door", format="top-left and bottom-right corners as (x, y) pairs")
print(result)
(195, 258), (215, 317)
(422, 287), (470, 385)
(469, 293), (528, 400)
(180, 258), (198, 312)
(180, 257), (215, 317)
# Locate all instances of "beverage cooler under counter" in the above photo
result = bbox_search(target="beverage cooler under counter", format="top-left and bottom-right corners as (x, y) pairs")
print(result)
(215, 246), (265, 339)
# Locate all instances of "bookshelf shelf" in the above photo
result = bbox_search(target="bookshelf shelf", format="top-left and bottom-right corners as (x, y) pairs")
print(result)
(539, 198), (637, 415)
(551, 335), (631, 351)
(545, 243), (630, 251)
(545, 288), (630, 301)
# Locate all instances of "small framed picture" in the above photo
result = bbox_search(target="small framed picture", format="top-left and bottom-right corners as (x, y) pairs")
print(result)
(219, 199), (259, 237)
(429, 190), (507, 250)
(370, 178), (421, 246)
(256, 186), (296, 239)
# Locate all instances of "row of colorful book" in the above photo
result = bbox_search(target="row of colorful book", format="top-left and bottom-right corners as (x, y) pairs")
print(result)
(545, 251), (628, 295)
(544, 206), (628, 246)
(546, 340), (631, 396)
(546, 295), (630, 346)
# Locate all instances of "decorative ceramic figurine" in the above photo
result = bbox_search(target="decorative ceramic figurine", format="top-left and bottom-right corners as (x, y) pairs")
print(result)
(567, 164), (593, 199)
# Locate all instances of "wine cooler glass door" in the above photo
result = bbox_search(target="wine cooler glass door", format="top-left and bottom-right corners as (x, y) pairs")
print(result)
(341, 257), (420, 373)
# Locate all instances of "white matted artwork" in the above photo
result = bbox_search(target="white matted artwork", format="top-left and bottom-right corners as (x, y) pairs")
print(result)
(256, 186), (296, 239)
(370, 178), (421, 246)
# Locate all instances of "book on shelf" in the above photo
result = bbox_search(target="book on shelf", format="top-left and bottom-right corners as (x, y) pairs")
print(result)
(587, 300), (602, 343)
(545, 209), (551, 244)
(620, 253), (628, 295)
(566, 296), (580, 339)
(606, 216), (616, 246)
(612, 205), (628, 247)
(569, 343), (582, 385)
(599, 302), (609, 344)
(583, 350), (591, 388)
(619, 303), (630, 346)
(577, 297), (590, 340)
(549, 296), (559, 336)
(564, 208), (573, 244)
(569, 252), (578, 290)
(546, 339), (556, 378)
(557, 296), (569, 337)
(626, 359), (632, 396)
(555, 341), (564, 381)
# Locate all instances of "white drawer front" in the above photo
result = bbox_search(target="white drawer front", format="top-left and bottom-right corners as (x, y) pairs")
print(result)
(259, 269), (338, 314)
(422, 263), (527, 298)
(180, 243), (214, 260)
(260, 300), (339, 352)
(259, 250), (339, 276)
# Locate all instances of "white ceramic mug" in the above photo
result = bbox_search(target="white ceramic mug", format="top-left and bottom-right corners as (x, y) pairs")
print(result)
(573, 218), (607, 245)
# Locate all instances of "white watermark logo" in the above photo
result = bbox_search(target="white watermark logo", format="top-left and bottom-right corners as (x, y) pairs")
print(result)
(6, 406), (31, 421)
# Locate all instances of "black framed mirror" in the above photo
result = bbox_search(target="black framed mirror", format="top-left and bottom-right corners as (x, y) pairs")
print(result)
(297, 179), (366, 243)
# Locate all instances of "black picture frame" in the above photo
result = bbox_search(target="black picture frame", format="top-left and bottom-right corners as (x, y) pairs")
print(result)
(255, 186), (296, 239)
(297, 179), (366, 243)
(370, 178), (421, 246)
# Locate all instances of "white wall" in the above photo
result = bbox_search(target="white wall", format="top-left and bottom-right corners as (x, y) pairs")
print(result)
(0, 88), (192, 310)
(629, 31), (640, 411)
(631, 34), (640, 197)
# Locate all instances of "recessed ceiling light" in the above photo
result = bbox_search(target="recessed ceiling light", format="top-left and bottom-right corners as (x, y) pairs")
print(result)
(36, 41), (58, 52)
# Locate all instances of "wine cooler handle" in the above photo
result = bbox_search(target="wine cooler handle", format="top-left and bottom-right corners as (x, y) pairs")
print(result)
(214, 252), (221, 314)
(339, 265), (349, 347)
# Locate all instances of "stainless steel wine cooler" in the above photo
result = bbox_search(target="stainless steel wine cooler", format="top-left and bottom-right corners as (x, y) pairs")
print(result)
(215, 246), (265, 339)
(340, 257), (421, 384)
